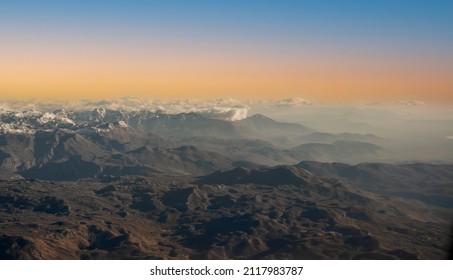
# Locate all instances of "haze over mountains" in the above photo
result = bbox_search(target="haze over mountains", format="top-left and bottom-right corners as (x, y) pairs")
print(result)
(0, 98), (452, 259)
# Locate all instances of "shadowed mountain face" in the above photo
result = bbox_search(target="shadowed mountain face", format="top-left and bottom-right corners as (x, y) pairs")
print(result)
(0, 108), (452, 260)
(297, 161), (453, 208)
(0, 125), (233, 179)
(288, 141), (383, 163)
(197, 166), (315, 186)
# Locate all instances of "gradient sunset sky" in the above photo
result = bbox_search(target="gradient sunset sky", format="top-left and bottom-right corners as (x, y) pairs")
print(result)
(1, 0), (452, 103)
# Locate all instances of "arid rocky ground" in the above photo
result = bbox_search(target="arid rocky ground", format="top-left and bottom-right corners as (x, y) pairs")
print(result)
(1, 165), (451, 259)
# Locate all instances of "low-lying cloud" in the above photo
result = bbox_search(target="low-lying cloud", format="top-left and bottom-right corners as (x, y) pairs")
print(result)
(0, 97), (251, 121)
(274, 97), (311, 107)
(396, 100), (426, 106)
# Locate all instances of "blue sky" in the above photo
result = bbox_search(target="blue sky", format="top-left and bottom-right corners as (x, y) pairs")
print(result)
(1, 1), (452, 102)
(2, 0), (452, 45)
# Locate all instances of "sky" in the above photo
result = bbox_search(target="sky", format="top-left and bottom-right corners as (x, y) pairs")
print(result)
(0, 0), (452, 103)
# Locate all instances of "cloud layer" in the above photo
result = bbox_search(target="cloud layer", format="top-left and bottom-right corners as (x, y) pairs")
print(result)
(0, 98), (251, 121)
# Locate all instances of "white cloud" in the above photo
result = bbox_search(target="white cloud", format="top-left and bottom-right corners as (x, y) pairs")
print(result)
(198, 107), (249, 121)
(275, 97), (311, 107)
(0, 97), (250, 121)
(396, 100), (426, 106)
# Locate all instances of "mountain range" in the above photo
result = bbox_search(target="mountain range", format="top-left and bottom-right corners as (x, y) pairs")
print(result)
(0, 107), (452, 259)
(0, 108), (386, 178)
